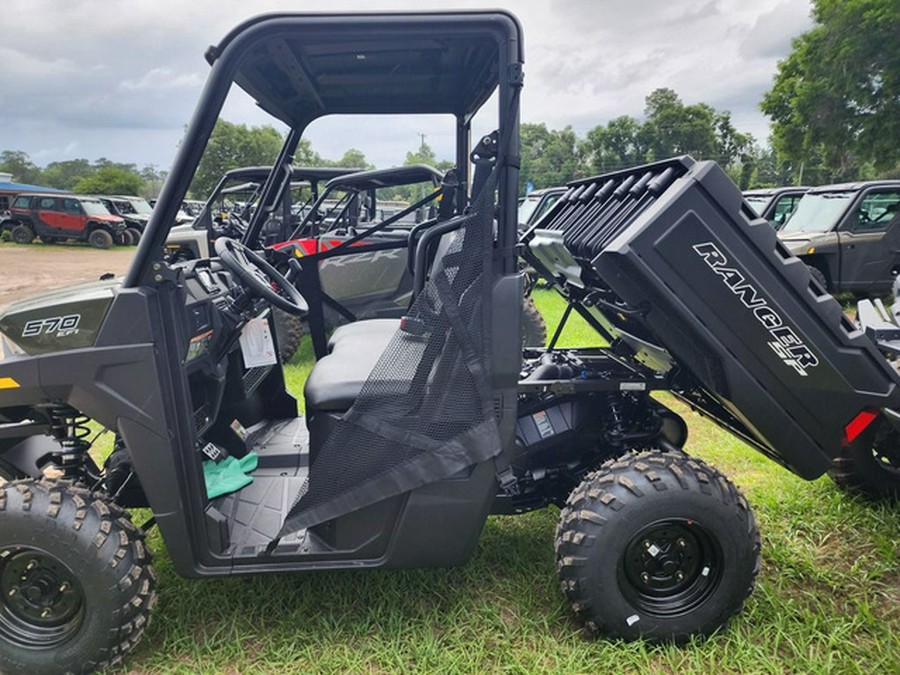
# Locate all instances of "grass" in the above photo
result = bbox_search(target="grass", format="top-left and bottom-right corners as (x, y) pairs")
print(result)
(107, 287), (898, 673)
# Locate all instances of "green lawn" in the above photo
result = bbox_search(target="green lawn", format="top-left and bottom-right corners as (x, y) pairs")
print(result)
(115, 288), (899, 673)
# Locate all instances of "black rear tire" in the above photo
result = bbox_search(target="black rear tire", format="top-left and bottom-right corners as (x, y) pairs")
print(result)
(88, 229), (113, 249)
(522, 296), (547, 347)
(829, 420), (900, 500)
(11, 225), (34, 245)
(125, 227), (142, 245)
(0, 479), (156, 674)
(273, 308), (304, 362)
(556, 450), (760, 642)
(807, 265), (828, 293)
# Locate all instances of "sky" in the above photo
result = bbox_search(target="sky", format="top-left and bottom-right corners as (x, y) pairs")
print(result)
(0, 0), (813, 173)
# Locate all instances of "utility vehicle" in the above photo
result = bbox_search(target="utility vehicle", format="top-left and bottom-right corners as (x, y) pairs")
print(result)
(742, 186), (809, 230)
(164, 165), (355, 263)
(779, 180), (900, 293)
(165, 165), (357, 361)
(5, 193), (127, 248)
(270, 163), (547, 351)
(518, 185), (566, 232)
(95, 195), (153, 243)
(0, 11), (898, 674)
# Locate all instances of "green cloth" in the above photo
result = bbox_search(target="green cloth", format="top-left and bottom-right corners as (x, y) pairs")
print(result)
(203, 452), (259, 499)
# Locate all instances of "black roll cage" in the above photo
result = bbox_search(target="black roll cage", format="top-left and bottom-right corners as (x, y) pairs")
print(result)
(125, 11), (523, 288)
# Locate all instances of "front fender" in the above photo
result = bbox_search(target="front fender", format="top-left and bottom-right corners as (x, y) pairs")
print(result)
(0, 434), (61, 478)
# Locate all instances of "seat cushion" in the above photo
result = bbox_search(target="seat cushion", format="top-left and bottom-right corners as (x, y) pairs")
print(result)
(327, 318), (399, 352)
(306, 320), (400, 411)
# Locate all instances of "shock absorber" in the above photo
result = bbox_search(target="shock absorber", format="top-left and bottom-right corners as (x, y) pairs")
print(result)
(603, 393), (628, 445)
(46, 405), (93, 480)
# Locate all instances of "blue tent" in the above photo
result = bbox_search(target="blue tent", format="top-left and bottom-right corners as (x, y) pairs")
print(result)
(0, 181), (67, 194)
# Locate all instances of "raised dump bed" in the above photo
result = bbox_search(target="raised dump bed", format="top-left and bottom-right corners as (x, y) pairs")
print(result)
(527, 157), (900, 478)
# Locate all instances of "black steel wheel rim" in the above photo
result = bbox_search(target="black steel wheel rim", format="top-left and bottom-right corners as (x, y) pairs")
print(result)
(0, 546), (85, 649)
(872, 431), (900, 477)
(618, 518), (723, 618)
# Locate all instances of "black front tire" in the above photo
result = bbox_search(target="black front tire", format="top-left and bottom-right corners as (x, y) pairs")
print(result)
(0, 479), (156, 674)
(10, 225), (34, 245)
(829, 420), (900, 500)
(88, 229), (113, 249)
(273, 308), (305, 362)
(556, 450), (760, 642)
(807, 265), (828, 293)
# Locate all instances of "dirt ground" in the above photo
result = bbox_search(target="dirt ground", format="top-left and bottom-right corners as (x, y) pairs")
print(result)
(0, 243), (136, 308)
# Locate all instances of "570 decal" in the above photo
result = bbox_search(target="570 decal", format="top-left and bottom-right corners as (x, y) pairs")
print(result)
(22, 314), (81, 338)
(693, 242), (819, 377)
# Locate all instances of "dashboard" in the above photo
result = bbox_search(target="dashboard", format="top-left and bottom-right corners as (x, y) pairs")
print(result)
(175, 259), (277, 437)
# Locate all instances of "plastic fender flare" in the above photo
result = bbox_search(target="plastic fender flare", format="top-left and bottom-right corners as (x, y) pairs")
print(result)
(0, 435), (62, 478)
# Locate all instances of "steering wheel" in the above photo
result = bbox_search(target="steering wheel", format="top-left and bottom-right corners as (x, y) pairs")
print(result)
(214, 237), (308, 316)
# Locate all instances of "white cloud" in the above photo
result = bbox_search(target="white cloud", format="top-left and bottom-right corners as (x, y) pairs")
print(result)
(119, 68), (204, 92)
(0, 0), (814, 170)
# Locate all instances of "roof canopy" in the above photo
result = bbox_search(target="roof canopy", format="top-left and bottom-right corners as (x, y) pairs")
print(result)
(208, 12), (522, 128)
(324, 165), (444, 192)
(222, 166), (358, 183)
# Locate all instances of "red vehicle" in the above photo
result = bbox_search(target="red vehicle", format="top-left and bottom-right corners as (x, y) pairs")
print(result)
(5, 192), (127, 248)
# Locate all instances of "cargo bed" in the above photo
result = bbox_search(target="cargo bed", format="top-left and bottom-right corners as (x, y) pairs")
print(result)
(525, 157), (900, 478)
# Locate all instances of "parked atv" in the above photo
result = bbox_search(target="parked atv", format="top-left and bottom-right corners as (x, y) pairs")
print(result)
(0, 12), (896, 674)
(778, 180), (900, 294)
(271, 164), (548, 354)
(96, 195), (153, 244)
(5, 193), (127, 248)
(165, 166), (357, 360)
(742, 186), (809, 230)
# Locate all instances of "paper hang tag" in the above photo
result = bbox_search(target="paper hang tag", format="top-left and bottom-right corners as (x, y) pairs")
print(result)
(239, 316), (278, 368)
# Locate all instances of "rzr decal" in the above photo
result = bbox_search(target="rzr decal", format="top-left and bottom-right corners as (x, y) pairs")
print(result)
(693, 242), (819, 377)
(320, 248), (403, 269)
(22, 314), (81, 338)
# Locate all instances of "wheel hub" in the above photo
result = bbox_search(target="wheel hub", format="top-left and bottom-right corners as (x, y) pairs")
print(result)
(0, 547), (84, 648)
(872, 433), (900, 477)
(620, 519), (722, 617)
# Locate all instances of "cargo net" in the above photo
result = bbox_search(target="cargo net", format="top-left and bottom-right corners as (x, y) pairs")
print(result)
(277, 182), (501, 538)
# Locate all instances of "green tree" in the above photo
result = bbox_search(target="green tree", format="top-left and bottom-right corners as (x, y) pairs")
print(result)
(0, 150), (42, 184)
(644, 88), (721, 161)
(73, 167), (145, 195)
(330, 148), (372, 170)
(762, 0), (900, 181)
(403, 140), (453, 172)
(42, 159), (94, 190)
(519, 123), (580, 192)
(579, 116), (650, 174)
(190, 120), (285, 198)
(140, 164), (167, 199)
(294, 138), (325, 167)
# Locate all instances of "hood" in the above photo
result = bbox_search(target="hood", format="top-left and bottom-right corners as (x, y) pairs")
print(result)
(0, 278), (119, 355)
(94, 214), (126, 226)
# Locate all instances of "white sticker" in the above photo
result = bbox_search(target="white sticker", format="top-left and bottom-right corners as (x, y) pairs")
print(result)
(647, 544), (661, 558)
(701, 566), (710, 577)
(239, 316), (278, 368)
(619, 382), (646, 391)
(626, 614), (640, 626)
